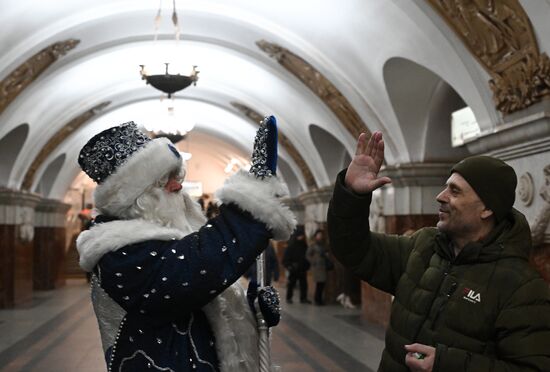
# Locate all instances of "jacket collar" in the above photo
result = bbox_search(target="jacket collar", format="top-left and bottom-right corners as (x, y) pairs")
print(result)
(434, 209), (530, 264)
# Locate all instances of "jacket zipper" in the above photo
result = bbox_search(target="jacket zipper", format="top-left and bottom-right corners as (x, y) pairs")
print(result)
(412, 260), (451, 339)
(430, 262), (456, 331)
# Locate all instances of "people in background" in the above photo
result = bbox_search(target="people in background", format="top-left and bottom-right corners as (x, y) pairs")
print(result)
(245, 240), (280, 286)
(206, 201), (220, 219)
(335, 271), (357, 309)
(78, 203), (94, 230)
(307, 229), (330, 305)
(283, 225), (311, 304)
(328, 131), (550, 371)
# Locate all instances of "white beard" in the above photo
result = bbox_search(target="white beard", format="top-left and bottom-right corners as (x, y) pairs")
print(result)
(122, 187), (207, 235)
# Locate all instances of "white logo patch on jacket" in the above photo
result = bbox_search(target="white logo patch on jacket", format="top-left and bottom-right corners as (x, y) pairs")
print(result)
(462, 287), (482, 304)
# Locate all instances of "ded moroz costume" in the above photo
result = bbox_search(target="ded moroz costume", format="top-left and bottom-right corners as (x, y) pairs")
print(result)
(76, 118), (295, 371)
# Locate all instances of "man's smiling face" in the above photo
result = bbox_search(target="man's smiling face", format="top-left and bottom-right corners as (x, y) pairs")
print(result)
(436, 172), (488, 241)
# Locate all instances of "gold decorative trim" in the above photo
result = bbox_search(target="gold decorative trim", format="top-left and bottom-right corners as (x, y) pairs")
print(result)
(230, 101), (317, 189)
(22, 101), (110, 191)
(0, 39), (80, 116)
(256, 40), (370, 139)
(426, 0), (550, 114)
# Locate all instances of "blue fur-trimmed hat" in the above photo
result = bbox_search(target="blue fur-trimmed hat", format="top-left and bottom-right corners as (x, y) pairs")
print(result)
(78, 121), (184, 216)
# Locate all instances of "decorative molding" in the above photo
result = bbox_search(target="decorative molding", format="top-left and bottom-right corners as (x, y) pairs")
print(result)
(426, 1), (550, 114)
(22, 101), (110, 191)
(532, 164), (550, 247)
(230, 101), (317, 189)
(370, 191), (385, 233)
(469, 100), (550, 158)
(0, 188), (42, 208)
(35, 198), (71, 228)
(517, 172), (534, 206)
(379, 163), (454, 187)
(0, 39), (80, 115)
(379, 164), (450, 216)
(298, 186), (333, 206)
(256, 40), (370, 139)
(0, 189), (41, 241)
(281, 197), (305, 212)
(281, 197), (306, 225)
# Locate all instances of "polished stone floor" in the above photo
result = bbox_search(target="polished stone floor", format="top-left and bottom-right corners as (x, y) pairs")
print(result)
(0, 280), (384, 371)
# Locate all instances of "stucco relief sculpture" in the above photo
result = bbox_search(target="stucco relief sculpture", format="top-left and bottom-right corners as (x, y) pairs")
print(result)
(17, 209), (34, 243)
(427, 0), (550, 114)
(256, 40), (369, 139)
(517, 172), (534, 206)
(0, 39), (80, 115)
(369, 191), (385, 233)
(530, 165), (550, 248)
(231, 101), (317, 189)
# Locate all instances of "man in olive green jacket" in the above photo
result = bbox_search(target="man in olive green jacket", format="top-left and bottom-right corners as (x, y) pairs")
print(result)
(327, 131), (550, 371)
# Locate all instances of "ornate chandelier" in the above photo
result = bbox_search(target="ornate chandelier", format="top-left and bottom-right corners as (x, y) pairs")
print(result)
(141, 99), (196, 143)
(140, 63), (198, 98)
(139, 0), (199, 98)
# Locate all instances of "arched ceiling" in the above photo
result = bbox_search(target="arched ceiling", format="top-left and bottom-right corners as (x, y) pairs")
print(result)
(1, 0), (549, 199)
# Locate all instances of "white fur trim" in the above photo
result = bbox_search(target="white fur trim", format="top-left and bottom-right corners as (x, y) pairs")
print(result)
(77, 219), (185, 272)
(94, 138), (184, 216)
(215, 170), (296, 241)
(203, 282), (260, 372)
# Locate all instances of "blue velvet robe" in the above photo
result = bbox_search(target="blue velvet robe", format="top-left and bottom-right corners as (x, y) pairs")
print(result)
(93, 204), (270, 371)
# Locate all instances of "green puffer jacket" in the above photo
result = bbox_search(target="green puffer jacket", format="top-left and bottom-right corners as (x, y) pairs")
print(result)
(327, 171), (550, 371)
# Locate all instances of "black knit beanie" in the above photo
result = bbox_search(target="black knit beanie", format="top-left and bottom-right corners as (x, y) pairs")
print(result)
(451, 156), (517, 222)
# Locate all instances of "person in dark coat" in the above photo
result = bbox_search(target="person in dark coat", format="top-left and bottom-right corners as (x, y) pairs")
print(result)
(282, 225), (311, 304)
(327, 131), (550, 371)
(77, 119), (295, 372)
(307, 229), (330, 305)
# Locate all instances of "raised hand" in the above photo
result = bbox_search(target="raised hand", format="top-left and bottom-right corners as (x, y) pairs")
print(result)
(344, 131), (391, 194)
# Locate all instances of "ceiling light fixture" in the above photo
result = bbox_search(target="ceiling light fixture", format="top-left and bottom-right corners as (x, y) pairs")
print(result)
(142, 99), (196, 142)
(139, 0), (199, 98)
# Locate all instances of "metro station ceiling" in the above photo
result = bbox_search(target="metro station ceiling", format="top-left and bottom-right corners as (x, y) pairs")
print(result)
(1, 0), (549, 198)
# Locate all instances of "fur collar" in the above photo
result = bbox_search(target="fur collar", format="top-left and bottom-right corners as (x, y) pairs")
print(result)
(77, 219), (185, 272)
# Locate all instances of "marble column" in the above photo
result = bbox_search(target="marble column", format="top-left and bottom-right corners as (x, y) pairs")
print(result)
(362, 163), (452, 327)
(281, 197), (305, 226)
(298, 186), (332, 237)
(34, 199), (71, 290)
(380, 163), (452, 234)
(0, 189), (41, 308)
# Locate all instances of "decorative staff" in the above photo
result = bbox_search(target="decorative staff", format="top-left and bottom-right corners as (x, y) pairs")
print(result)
(249, 115), (281, 372)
